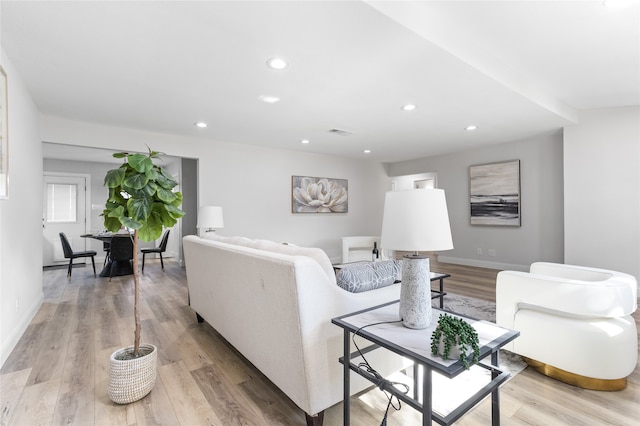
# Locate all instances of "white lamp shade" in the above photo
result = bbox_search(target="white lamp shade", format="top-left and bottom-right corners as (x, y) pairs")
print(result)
(381, 189), (453, 252)
(197, 206), (224, 229)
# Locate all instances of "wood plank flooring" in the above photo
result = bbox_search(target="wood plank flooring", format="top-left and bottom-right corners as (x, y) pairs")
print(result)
(1, 259), (638, 425)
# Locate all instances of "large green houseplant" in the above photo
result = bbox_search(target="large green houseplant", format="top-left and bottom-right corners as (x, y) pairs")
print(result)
(103, 148), (184, 403)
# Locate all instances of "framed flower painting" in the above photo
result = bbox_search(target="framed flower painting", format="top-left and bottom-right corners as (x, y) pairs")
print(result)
(292, 176), (348, 213)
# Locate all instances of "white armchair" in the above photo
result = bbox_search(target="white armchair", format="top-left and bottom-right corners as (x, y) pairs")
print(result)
(496, 262), (637, 390)
(341, 236), (381, 263)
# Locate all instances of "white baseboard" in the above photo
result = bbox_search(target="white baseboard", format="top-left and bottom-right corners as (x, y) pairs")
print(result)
(437, 256), (529, 272)
(0, 291), (44, 368)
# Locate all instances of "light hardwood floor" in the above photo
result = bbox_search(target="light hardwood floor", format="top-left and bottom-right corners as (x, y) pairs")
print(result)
(1, 259), (638, 425)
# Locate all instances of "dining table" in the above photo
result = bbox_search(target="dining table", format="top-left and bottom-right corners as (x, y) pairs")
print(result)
(81, 232), (134, 277)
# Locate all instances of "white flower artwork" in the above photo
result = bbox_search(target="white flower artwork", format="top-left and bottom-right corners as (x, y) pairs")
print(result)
(292, 176), (348, 213)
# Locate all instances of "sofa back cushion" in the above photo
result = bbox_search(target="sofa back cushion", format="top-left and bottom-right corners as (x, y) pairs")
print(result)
(252, 240), (335, 282)
(336, 260), (402, 293)
(201, 233), (335, 282)
(202, 233), (253, 247)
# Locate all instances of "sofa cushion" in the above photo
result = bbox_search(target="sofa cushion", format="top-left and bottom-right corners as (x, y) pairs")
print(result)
(202, 233), (254, 247)
(201, 234), (335, 282)
(252, 239), (335, 282)
(336, 260), (402, 293)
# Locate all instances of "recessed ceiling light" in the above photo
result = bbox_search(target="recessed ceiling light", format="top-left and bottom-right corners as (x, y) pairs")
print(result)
(402, 104), (417, 111)
(363, 149), (372, 154)
(195, 122), (207, 128)
(266, 57), (288, 70)
(259, 95), (280, 103)
(300, 139), (310, 144)
(465, 125), (478, 131)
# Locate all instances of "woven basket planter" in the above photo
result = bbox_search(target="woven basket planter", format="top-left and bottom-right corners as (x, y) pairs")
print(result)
(108, 344), (157, 404)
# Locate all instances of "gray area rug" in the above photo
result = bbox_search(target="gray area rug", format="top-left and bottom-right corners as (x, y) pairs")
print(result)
(439, 292), (497, 321)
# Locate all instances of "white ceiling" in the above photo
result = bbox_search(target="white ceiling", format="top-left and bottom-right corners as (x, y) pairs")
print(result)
(2, 0), (639, 163)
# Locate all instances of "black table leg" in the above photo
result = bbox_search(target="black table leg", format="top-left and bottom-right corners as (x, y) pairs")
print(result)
(423, 365), (433, 426)
(413, 364), (419, 400)
(491, 350), (500, 426)
(343, 329), (350, 426)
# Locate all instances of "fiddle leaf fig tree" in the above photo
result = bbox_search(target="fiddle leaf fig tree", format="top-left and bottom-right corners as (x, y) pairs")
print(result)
(103, 148), (185, 356)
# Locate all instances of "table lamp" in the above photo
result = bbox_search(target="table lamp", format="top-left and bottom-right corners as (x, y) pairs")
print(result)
(197, 206), (224, 236)
(381, 189), (453, 329)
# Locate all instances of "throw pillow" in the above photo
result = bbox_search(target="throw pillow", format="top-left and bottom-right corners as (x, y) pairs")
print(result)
(336, 260), (402, 293)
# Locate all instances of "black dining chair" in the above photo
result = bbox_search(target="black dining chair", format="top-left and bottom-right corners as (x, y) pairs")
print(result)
(59, 232), (97, 279)
(141, 229), (170, 273)
(108, 236), (134, 281)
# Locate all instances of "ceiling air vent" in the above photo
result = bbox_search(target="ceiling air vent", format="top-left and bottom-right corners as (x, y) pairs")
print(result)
(328, 128), (353, 136)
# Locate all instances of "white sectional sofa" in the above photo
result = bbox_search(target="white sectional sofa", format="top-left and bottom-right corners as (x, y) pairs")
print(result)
(182, 234), (405, 425)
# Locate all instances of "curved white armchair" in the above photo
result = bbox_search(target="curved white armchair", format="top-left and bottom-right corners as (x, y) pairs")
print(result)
(496, 262), (637, 390)
(341, 236), (381, 263)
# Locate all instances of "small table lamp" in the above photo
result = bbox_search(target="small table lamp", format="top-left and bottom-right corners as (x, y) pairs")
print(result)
(381, 189), (453, 329)
(197, 206), (224, 236)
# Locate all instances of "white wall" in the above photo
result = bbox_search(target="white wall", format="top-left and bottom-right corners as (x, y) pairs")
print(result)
(564, 107), (640, 280)
(0, 53), (44, 366)
(40, 116), (392, 263)
(386, 131), (564, 270)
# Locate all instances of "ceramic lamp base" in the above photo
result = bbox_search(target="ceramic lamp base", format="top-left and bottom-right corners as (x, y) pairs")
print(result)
(399, 255), (431, 329)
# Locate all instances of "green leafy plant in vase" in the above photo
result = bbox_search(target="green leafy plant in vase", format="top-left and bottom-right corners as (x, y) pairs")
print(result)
(103, 147), (185, 403)
(430, 313), (480, 369)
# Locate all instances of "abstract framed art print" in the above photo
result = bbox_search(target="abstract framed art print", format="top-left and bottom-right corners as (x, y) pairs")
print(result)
(469, 160), (520, 226)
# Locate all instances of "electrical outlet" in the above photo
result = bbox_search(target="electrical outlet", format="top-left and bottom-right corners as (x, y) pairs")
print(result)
(488, 249), (496, 257)
(476, 248), (483, 255)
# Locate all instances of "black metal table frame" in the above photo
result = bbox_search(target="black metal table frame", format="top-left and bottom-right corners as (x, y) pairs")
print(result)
(429, 272), (450, 309)
(332, 301), (519, 426)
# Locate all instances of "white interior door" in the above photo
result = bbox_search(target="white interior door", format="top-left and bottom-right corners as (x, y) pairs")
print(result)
(42, 174), (88, 266)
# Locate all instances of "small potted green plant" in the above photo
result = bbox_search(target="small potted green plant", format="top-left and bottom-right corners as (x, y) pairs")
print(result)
(430, 313), (480, 369)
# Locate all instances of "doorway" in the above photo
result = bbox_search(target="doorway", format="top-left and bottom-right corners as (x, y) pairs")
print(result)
(391, 172), (438, 191)
(42, 173), (90, 267)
